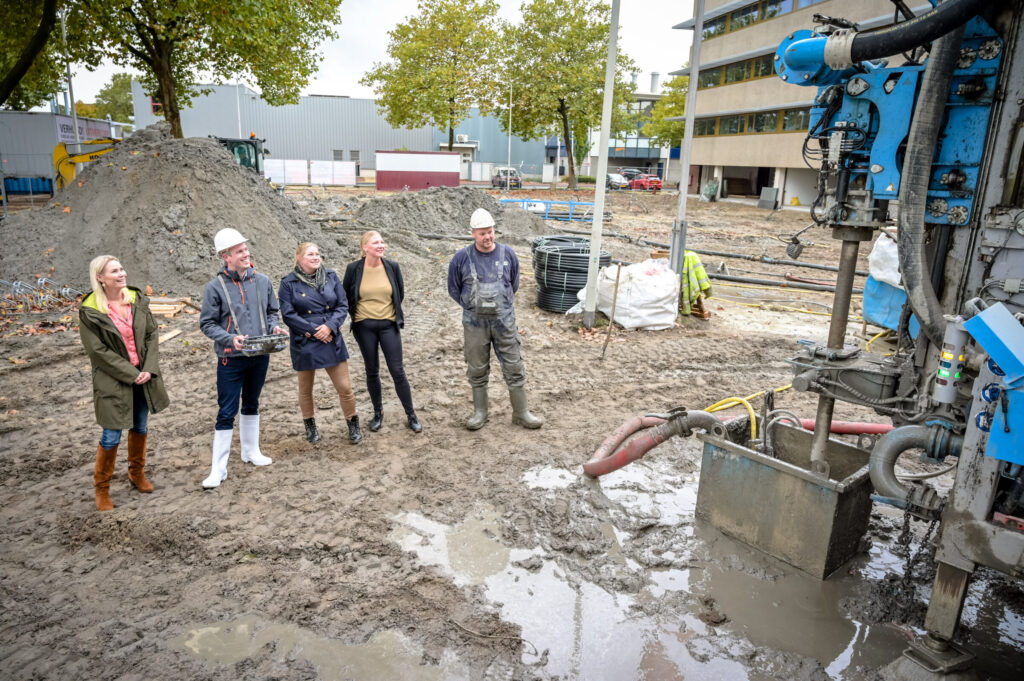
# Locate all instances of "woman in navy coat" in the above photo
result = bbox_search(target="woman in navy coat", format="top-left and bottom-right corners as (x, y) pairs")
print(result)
(279, 242), (362, 444)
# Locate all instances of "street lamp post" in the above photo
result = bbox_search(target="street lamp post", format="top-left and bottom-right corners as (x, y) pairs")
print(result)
(507, 83), (512, 190)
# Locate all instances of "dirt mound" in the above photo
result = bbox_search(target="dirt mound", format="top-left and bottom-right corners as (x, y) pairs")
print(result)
(0, 123), (349, 296)
(350, 185), (547, 247)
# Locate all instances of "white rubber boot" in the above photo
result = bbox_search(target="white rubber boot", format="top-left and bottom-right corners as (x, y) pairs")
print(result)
(202, 429), (233, 489)
(239, 414), (272, 466)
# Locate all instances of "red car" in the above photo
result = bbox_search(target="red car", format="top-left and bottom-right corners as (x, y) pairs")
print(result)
(629, 174), (662, 191)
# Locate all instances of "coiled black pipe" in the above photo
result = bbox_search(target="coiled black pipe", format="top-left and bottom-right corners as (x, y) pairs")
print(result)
(533, 241), (610, 313)
(531, 235), (591, 252)
(897, 23), (966, 346)
(848, 0), (986, 63)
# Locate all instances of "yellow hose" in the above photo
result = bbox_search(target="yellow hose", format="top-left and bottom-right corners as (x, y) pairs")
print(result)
(703, 384), (794, 441)
(865, 329), (892, 352)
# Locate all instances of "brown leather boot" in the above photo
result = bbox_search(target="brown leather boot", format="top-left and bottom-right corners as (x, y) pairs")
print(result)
(127, 431), (154, 493)
(94, 443), (119, 511)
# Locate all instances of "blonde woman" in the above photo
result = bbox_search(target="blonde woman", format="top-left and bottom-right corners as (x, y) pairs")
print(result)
(278, 242), (362, 444)
(342, 231), (421, 433)
(79, 255), (169, 511)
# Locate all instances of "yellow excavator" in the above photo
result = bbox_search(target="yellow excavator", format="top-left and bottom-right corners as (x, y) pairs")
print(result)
(52, 138), (120, 190)
(52, 134), (268, 190)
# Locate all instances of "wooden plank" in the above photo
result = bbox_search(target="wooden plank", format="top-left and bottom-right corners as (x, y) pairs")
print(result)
(158, 329), (182, 344)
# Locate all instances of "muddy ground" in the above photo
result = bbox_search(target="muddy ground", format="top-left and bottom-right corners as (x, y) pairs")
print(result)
(1, 190), (1022, 680)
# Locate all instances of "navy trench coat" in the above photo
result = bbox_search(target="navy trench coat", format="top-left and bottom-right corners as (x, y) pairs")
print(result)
(278, 269), (351, 371)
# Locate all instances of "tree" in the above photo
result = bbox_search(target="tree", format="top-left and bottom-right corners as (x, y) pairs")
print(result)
(75, 99), (97, 117)
(75, 0), (344, 138)
(643, 74), (689, 149)
(1, 0), (64, 109)
(494, 0), (636, 189)
(360, 0), (501, 151)
(94, 71), (134, 122)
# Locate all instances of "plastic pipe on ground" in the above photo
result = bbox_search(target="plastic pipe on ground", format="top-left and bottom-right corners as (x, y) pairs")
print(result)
(710, 272), (863, 294)
(798, 419), (894, 434)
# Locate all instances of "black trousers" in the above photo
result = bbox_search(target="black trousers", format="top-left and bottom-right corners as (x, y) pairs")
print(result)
(352, 318), (415, 415)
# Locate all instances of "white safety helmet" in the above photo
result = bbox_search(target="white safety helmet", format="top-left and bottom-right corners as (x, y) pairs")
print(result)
(213, 227), (248, 254)
(470, 208), (496, 233)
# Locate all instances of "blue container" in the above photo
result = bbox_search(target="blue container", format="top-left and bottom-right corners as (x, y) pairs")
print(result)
(3, 176), (53, 196)
(862, 276), (920, 338)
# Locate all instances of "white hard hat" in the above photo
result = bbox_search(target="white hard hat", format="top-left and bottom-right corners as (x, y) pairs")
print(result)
(214, 228), (248, 254)
(470, 208), (495, 232)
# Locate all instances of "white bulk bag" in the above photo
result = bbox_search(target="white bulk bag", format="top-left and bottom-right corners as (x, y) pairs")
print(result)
(575, 260), (679, 330)
(868, 230), (902, 288)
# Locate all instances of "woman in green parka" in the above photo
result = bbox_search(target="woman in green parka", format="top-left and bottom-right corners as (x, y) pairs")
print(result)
(79, 255), (170, 511)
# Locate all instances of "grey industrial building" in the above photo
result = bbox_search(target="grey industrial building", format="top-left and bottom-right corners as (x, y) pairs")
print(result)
(130, 82), (546, 178)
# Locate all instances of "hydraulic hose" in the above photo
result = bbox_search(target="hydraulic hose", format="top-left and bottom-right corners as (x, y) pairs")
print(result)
(848, 0), (986, 63)
(868, 424), (961, 515)
(897, 23), (966, 346)
(583, 411), (725, 477)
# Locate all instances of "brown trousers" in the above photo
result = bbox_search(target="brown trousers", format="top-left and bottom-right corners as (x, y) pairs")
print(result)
(297, 362), (357, 420)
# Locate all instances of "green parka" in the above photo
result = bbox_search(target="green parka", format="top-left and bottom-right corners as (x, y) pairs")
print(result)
(79, 286), (170, 429)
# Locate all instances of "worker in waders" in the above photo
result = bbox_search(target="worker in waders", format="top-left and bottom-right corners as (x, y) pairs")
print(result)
(199, 228), (287, 489)
(447, 208), (543, 430)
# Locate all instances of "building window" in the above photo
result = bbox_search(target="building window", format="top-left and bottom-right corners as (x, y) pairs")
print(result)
(698, 67), (723, 89)
(350, 150), (360, 163)
(764, 1), (793, 19)
(695, 119), (717, 136)
(702, 15), (728, 41)
(698, 54), (776, 90)
(693, 107), (810, 137)
(729, 5), (759, 31)
(719, 115), (745, 135)
(783, 109), (811, 131)
(701, 0), (820, 41)
(333, 150), (345, 161)
(751, 111), (779, 133)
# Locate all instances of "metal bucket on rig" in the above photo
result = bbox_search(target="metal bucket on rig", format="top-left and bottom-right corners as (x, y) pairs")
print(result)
(695, 423), (873, 579)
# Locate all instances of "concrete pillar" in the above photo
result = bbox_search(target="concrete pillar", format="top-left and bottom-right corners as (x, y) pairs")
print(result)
(773, 166), (787, 207)
(713, 165), (724, 199)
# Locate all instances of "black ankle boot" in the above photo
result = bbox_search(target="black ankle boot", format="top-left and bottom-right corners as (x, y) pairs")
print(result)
(369, 411), (383, 432)
(407, 412), (422, 433)
(303, 417), (321, 444)
(347, 415), (363, 445)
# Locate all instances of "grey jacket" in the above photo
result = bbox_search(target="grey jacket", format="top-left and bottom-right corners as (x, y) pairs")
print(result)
(200, 267), (281, 358)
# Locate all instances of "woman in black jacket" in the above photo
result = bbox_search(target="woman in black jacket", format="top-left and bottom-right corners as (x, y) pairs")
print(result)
(279, 242), (362, 445)
(343, 231), (421, 433)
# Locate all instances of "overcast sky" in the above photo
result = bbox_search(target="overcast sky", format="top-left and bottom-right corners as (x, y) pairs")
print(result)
(66, 0), (695, 103)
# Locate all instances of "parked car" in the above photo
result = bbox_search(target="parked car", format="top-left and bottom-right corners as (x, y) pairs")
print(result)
(606, 173), (629, 190)
(618, 167), (645, 181)
(629, 174), (663, 191)
(491, 167), (522, 188)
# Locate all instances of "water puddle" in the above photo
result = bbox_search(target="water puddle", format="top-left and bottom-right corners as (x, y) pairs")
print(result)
(522, 465), (576, 490)
(387, 465), (1024, 680)
(597, 460), (697, 527)
(170, 615), (468, 680)
(391, 505), (509, 586)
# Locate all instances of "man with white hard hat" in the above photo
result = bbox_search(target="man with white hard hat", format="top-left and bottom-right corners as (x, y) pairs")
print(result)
(199, 228), (287, 489)
(447, 208), (542, 430)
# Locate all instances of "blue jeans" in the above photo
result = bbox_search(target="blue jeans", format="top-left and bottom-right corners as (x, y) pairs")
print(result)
(100, 384), (149, 448)
(216, 354), (270, 430)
